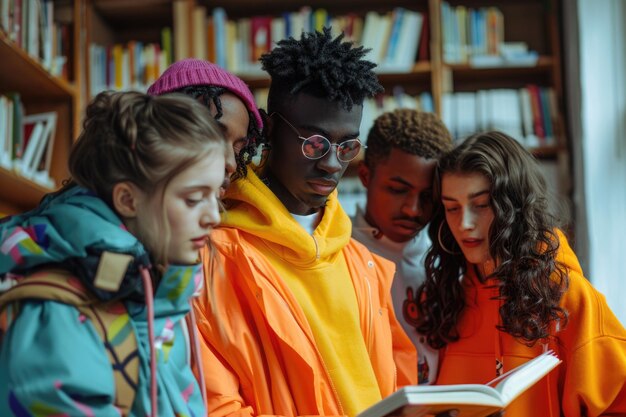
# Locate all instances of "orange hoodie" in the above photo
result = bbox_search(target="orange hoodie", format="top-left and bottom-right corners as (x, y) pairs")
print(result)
(194, 170), (417, 417)
(436, 230), (626, 416)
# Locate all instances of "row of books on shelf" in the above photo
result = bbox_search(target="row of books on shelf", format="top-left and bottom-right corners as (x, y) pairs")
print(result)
(441, 1), (538, 67)
(441, 85), (558, 148)
(89, 37), (172, 98)
(0, 0), (70, 79)
(0, 93), (56, 188)
(173, 3), (427, 76)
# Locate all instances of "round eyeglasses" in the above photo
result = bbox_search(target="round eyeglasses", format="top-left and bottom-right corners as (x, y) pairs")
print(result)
(271, 112), (366, 162)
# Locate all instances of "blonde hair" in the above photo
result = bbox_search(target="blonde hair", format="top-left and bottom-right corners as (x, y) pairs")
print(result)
(69, 91), (226, 264)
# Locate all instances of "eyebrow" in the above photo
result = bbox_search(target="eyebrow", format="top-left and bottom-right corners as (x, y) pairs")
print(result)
(180, 185), (215, 192)
(388, 176), (416, 188)
(441, 189), (490, 201)
(299, 123), (360, 140)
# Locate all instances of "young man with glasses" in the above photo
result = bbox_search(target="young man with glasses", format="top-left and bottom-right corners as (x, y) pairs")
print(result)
(194, 29), (417, 417)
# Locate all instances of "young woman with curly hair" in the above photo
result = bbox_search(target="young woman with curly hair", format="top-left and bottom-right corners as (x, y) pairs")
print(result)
(417, 131), (626, 417)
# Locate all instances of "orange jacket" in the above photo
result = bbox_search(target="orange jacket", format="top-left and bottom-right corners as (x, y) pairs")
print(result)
(436, 231), (626, 416)
(194, 171), (417, 417)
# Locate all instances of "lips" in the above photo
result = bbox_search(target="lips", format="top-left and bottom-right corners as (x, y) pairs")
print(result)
(461, 238), (483, 248)
(393, 218), (423, 231)
(308, 178), (338, 195)
(191, 236), (208, 249)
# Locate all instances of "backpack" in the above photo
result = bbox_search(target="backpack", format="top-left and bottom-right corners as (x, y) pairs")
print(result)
(0, 269), (139, 415)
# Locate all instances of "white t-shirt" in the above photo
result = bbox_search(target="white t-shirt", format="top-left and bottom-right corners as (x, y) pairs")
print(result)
(291, 210), (323, 234)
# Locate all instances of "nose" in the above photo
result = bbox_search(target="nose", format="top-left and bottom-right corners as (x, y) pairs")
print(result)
(461, 207), (476, 230)
(224, 145), (236, 179)
(401, 193), (421, 218)
(316, 146), (343, 174)
(201, 196), (221, 229)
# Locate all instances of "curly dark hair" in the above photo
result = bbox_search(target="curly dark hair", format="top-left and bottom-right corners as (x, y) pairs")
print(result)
(175, 85), (263, 178)
(417, 131), (569, 349)
(260, 27), (383, 113)
(365, 109), (453, 170)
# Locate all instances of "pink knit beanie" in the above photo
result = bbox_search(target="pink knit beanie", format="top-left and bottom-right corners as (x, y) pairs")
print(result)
(148, 58), (263, 130)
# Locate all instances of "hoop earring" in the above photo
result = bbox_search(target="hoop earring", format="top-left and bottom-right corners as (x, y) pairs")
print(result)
(438, 222), (461, 255)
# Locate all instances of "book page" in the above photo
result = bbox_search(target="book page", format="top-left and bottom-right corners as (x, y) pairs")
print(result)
(358, 385), (503, 417)
(493, 351), (561, 404)
(388, 402), (500, 417)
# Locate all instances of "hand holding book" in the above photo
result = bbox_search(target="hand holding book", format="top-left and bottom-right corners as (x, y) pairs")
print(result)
(357, 351), (561, 417)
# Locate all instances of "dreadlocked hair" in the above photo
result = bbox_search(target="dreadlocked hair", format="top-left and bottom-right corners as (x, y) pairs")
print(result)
(260, 27), (383, 112)
(176, 85), (264, 178)
(365, 109), (453, 169)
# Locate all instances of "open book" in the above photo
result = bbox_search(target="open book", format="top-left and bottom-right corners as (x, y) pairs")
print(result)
(357, 351), (561, 417)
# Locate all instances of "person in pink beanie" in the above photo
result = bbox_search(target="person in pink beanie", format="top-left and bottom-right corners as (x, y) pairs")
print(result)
(148, 59), (263, 193)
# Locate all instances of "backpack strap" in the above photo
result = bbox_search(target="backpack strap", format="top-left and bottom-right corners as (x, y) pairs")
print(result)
(0, 269), (139, 416)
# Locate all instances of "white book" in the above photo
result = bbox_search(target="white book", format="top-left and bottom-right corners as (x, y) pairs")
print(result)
(360, 11), (381, 62)
(23, 112), (56, 181)
(385, 9), (423, 72)
(271, 17), (286, 48)
(357, 351), (561, 417)
(455, 91), (477, 140)
(5, 98), (14, 167)
(27, 0), (40, 59)
(441, 93), (457, 140)
(475, 89), (491, 132)
(18, 120), (45, 177)
(490, 89), (523, 143)
(0, 0), (10, 34)
(0, 95), (10, 168)
(519, 88), (540, 147)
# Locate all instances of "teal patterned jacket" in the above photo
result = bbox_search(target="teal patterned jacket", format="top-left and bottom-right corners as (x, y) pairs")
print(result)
(0, 185), (206, 417)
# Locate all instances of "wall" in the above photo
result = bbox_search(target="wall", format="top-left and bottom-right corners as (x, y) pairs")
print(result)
(578, 0), (626, 324)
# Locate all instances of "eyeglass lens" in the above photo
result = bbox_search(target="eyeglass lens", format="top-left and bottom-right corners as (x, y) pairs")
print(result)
(302, 135), (361, 162)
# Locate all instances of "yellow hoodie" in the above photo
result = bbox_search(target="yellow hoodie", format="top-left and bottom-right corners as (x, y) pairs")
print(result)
(195, 169), (417, 417)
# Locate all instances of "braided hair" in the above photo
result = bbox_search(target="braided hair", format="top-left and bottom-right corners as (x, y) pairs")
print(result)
(175, 85), (263, 178)
(260, 27), (383, 112)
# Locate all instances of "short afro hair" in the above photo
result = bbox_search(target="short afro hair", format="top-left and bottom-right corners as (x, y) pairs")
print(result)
(260, 27), (383, 112)
(365, 109), (453, 169)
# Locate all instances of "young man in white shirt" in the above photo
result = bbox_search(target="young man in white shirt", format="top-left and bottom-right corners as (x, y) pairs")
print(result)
(353, 109), (453, 384)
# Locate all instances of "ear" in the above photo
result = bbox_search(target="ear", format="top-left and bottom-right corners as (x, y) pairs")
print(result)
(357, 161), (371, 188)
(261, 109), (275, 143)
(111, 182), (142, 219)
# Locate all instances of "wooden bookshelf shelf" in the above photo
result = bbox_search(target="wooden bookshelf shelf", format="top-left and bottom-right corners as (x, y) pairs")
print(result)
(530, 144), (563, 159)
(0, 1), (79, 214)
(446, 56), (554, 76)
(0, 167), (53, 212)
(241, 65), (432, 90)
(0, 34), (76, 100)
(92, 0), (425, 18)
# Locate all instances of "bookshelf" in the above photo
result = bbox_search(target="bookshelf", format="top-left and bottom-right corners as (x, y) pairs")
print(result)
(0, 0), (81, 215)
(80, 0), (570, 215)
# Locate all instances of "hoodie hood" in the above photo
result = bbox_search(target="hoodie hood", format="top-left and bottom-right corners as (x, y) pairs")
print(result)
(0, 185), (153, 301)
(221, 168), (352, 267)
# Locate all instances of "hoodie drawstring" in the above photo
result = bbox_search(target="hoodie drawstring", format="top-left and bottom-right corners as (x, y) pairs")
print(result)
(139, 265), (158, 417)
(187, 306), (208, 409)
